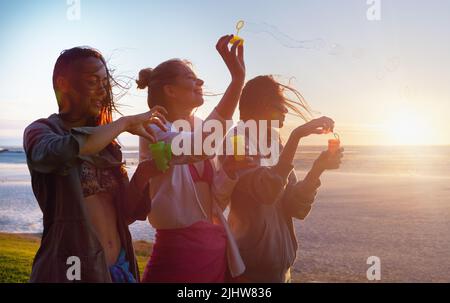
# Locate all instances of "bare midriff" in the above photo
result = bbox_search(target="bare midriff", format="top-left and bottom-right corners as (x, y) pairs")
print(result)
(84, 192), (122, 267)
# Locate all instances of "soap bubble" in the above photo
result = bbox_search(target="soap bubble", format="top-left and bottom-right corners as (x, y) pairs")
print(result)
(376, 70), (386, 80)
(352, 48), (366, 60)
(385, 56), (400, 72)
(328, 43), (344, 56)
(401, 85), (417, 100)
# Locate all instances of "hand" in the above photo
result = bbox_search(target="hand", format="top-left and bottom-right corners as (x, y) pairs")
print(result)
(216, 35), (245, 83)
(221, 155), (257, 179)
(314, 148), (344, 171)
(294, 116), (335, 139)
(123, 105), (168, 143)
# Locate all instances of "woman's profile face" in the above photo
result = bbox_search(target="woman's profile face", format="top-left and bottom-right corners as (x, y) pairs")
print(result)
(267, 99), (288, 128)
(168, 63), (204, 110)
(253, 91), (288, 128)
(67, 57), (109, 120)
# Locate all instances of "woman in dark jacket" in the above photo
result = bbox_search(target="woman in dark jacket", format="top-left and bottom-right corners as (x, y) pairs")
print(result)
(23, 47), (167, 282)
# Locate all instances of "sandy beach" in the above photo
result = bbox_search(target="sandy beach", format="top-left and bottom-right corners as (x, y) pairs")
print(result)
(293, 171), (450, 282)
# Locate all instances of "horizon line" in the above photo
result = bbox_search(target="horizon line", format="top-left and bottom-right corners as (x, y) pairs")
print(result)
(2, 144), (450, 150)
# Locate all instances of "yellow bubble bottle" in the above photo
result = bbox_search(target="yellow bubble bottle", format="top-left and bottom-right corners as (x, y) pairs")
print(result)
(231, 135), (245, 161)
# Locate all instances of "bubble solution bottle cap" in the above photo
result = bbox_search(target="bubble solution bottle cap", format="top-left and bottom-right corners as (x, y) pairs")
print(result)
(229, 20), (245, 46)
(149, 141), (172, 172)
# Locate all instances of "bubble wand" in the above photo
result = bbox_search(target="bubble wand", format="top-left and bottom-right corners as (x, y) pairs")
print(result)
(229, 20), (245, 46)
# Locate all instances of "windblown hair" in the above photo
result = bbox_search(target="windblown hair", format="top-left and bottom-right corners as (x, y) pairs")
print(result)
(52, 46), (122, 126)
(239, 75), (313, 122)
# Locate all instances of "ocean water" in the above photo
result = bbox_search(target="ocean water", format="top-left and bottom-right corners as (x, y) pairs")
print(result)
(1, 145), (450, 241)
(3, 145), (450, 281)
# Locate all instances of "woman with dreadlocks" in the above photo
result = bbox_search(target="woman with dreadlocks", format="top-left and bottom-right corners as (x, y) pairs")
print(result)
(23, 47), (167, 282)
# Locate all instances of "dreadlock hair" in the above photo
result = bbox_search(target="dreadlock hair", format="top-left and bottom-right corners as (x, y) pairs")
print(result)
(52, 46), (122, 126)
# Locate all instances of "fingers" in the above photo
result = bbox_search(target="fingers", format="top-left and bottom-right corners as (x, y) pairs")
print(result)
(318, 116), (335, 132)
(311, 116), (335, 133)
(149, 106), (168, 126)
(148, 115), (167, 132)
(150, 105), (168, 116)
(216, 35), (233, 56)
(237, 43), (244, 64)
(216, 35), (230, 52)
(304, 116), (335, 135)
(151, 111), (168, 128)
(230, 39), (240, 57)
(331, 149), (344, 157)
(330, 151), (343, 162)
(328, 156), (342, 169)
(330, 149), (344, 161)
(142, 125), (156, 143)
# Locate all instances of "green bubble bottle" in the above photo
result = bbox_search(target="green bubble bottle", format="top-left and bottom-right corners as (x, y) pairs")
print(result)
(149, 141), (172, 172)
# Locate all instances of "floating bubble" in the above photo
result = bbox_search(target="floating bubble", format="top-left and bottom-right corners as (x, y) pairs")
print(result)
(385, 56), (400, 72)
(401, 85), (416, 99)
(376, 70), (386, 80)
(376, 56), (401, 80)
(352, 48), (366, 60)
(328, 43), (344, 56)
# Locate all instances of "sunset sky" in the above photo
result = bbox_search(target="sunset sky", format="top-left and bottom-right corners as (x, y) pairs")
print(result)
(1, 0), (449, 146)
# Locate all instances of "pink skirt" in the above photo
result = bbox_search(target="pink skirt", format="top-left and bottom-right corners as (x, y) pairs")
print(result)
(141, 221), (227, 283)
